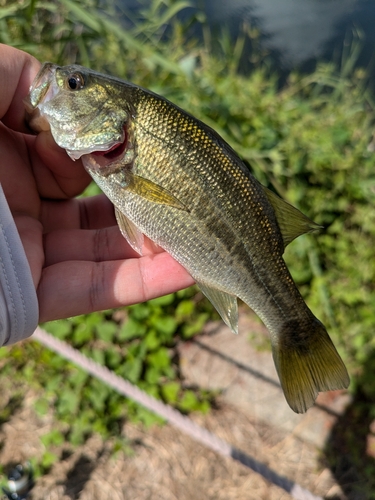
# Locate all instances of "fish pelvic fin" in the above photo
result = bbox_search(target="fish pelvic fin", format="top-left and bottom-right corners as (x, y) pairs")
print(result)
(198, 283), (239, 334)
(271, 319), (350, 413)
(262, 186), (322, 248)
(115, 207), (144, 255)
(127, 173), (188, 211)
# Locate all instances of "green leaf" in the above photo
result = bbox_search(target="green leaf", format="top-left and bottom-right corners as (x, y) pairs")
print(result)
(91, 348), (105, 366)
(34, 398), (49, 416)
(0, 347), (9, 359)
(0, 4), (21, 20)
(68, 369), (89, 389)
(151, 315), (177, 337)
(45, 353), (66, 370)
(60, 0), (102, 32)
(148, 293), (175, 307)
(175, 299), (195, 318)
(41, 451), (58, 470)
(72, 322), (92, 344)
(129, 303), (151, 320)
(161, 381), (180, 403)
(41, 429), (65, 447)
(56, 390), (80, 416)
(43, 320), (72, 339)
(178, 390), (199, 412)
(196, 400), (211, 414)
(106, 347), (122, 369)
(128, 403), (164, 427)
(145, 366), (161, 384)
(96, 321), (117, 342)
(118, 318), (146, 341)
(154, 1), (192, 27)
(68, 417), (91, 446)
(144, 330), (161, 350)
(45, 373), (65, 394)
(121, 357), (143, 384)
(182, 313), (209, 338)
(82, 380), (112, 415)
(147, 347), (170, 370)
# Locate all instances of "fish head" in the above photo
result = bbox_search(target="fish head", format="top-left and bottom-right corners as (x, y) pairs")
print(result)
(25, 62), (130, 161)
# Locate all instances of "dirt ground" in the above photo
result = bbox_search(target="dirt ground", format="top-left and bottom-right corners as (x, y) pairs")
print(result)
(0, 312), (360, 499)
(0, 386), (344, 500)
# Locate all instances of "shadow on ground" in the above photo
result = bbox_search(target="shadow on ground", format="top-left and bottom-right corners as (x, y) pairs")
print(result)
(322, 349), (375, 500)
(61, 450), (105, 498)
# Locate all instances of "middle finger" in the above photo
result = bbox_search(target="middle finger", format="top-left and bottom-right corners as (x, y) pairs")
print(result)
(43, 225), (139, 266)
(41, 193), (117, 232)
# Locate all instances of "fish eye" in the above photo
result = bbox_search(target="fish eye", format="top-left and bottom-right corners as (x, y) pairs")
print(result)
(66, 72), (85, 90)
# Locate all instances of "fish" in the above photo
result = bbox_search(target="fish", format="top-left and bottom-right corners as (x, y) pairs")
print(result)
(25, 63), (349, 413)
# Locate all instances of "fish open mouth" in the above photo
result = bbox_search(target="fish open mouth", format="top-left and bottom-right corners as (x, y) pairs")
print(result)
(92, 126), (127, 160)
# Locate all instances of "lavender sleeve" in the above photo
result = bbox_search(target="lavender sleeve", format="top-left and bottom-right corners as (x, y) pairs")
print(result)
(0, 185), (39, 345)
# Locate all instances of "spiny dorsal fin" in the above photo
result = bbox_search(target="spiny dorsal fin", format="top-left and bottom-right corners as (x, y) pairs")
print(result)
(262, 186), (322, 248)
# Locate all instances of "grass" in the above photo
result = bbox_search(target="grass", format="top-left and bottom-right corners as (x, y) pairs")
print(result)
(1, 0), (375, 495)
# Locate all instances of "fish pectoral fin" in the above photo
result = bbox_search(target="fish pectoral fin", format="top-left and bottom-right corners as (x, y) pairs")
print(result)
(262, 186), (322, 248)
(271, 319), (350, 413)
(115, 207), (144, 255)
(198, 283), (239, 334)
(127, 172), (188, 211)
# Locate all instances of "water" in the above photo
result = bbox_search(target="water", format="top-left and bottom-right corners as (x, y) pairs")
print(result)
(202, 0), (375, 78)
(117, 0), (375, 83)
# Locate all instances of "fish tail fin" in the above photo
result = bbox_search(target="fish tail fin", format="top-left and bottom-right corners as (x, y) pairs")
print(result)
(271, 319), (349, 413)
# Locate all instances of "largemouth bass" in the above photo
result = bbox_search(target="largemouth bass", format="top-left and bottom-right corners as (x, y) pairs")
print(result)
(26, 63), (349, 413)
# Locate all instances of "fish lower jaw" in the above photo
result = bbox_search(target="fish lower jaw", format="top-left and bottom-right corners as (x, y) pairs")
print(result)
(92, 138), (126, 160)
(66, 140), (125, 162)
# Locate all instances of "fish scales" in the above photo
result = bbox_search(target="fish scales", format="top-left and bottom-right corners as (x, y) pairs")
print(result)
(132, 91), (309, 328)
(26, 63), (349, 413)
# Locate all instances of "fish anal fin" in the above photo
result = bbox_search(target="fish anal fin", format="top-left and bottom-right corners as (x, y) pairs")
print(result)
(271, 319), (350, 413)
(115, 207), (144, 255)
(198, 282), (239, 334)
(127, 172), (188, 211)
(262, 186), (322, 248)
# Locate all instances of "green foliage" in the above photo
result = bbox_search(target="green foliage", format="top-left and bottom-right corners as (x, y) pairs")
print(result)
(1, 0), (375, 485)
(3, 288), (214, 450)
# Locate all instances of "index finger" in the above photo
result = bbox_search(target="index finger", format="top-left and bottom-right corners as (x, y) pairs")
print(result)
(0, 44), (40, 132)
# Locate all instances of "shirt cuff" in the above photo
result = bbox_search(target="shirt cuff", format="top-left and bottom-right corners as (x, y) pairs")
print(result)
(0, 185), (39, 345)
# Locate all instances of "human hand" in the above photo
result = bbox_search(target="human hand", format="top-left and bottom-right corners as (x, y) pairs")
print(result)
(0, 44), (194, 324)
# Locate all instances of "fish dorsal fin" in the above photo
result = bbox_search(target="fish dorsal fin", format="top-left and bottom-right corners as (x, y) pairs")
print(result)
(115, 207), (144, 256)
(198, 282), (239, 334)
(262, 186), (322, 248)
